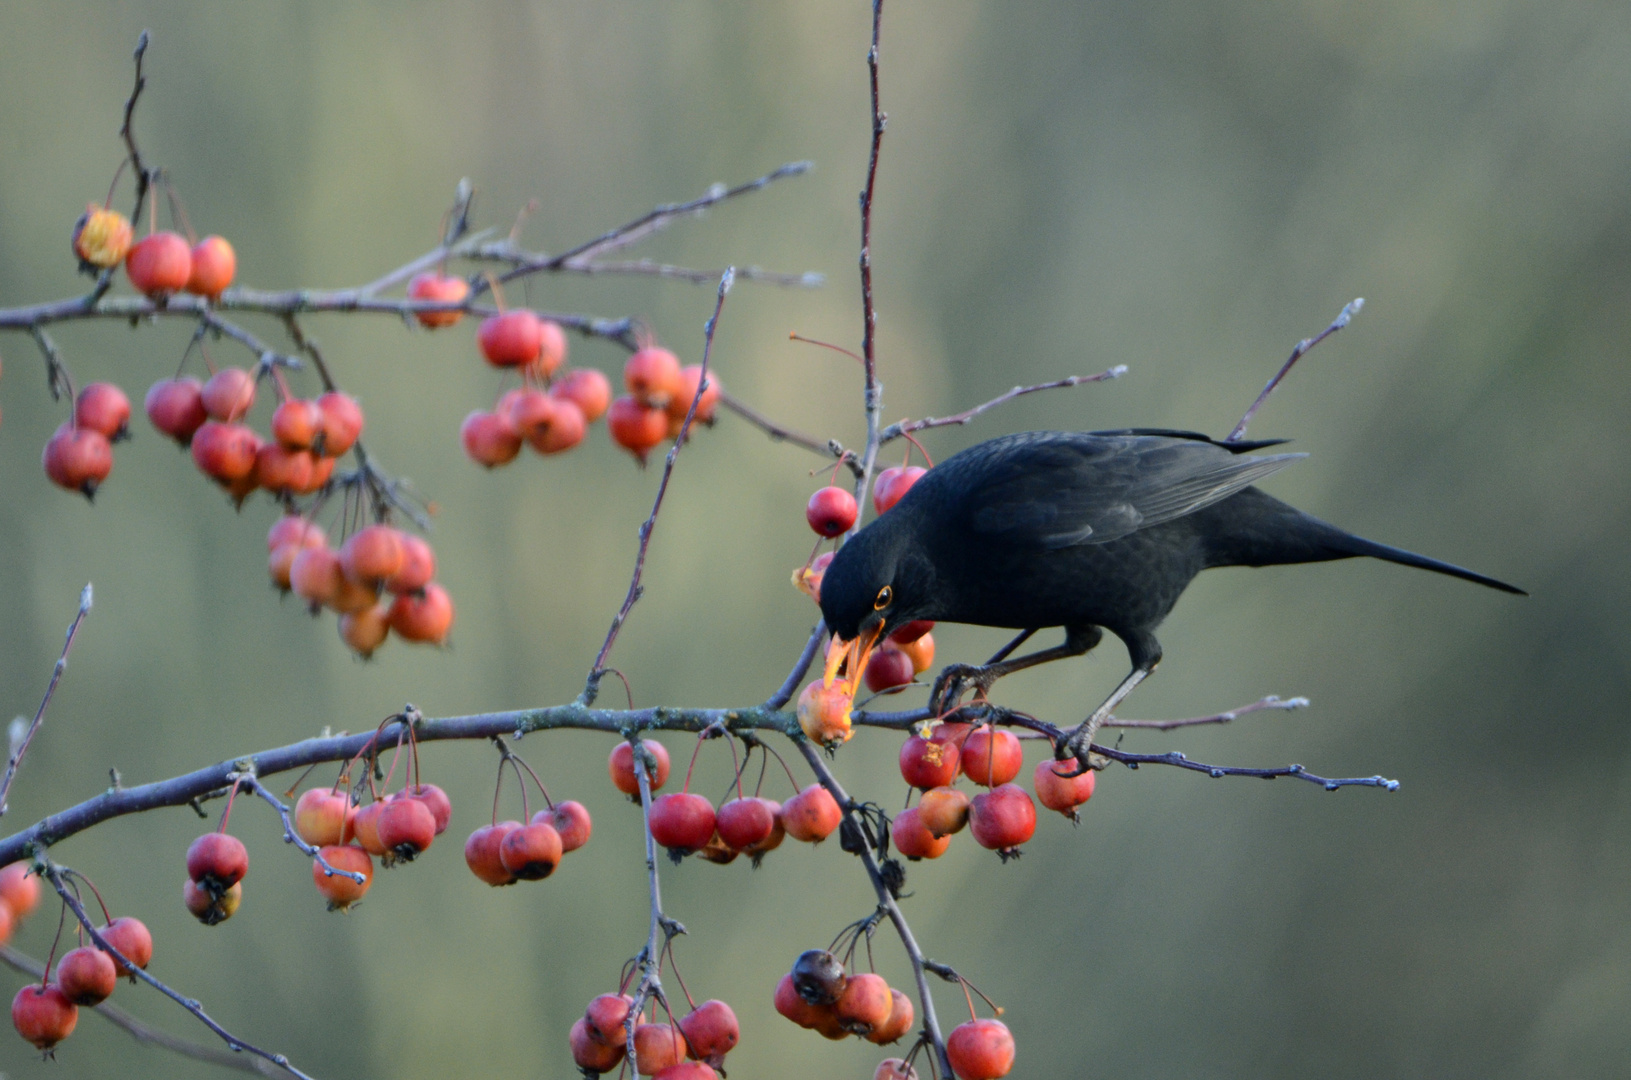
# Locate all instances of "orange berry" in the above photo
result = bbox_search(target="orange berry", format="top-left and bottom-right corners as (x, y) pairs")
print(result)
(461, 409), (522, 467)
(338, 605), (390, 658)
(917, 786), (971, 838)
(388, 582), (454, 644)
(312, 845), (373, 910)
(606, 395), (668, 465)
(624, 346), (682, 408)
(529, 398), (586, 454)
(533, 318), (568, 377)
(339, 524), (405, 587)
(72, 204), (132, 268)
(125, 231), (191, 298)
(797, 680), (852, 747)
(200, 367), (256, 422)
(946, 1018), (1015, 1080)
(781, 784), (842, 843)
(316, 392), (365, 457)
(666, 364), (720, 422)
(551, 367), (611, 422)
(407, 272), (469, 328)
(609, 740), (670, 796)
(892, 806), (950, 860)
(185, 236), (236, 298)
(271, 398), (324, 449)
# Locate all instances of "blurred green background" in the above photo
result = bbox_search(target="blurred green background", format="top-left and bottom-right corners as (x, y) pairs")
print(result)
(0, 2), (1625, 1078)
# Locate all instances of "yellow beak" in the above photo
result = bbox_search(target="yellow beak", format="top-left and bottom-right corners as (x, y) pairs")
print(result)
(823, 621), (886, 701)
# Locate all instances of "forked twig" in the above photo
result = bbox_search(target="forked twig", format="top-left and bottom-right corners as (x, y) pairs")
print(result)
(0, 584), (92, 816)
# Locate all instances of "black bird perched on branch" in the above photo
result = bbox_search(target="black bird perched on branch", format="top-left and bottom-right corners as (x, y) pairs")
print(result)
(818, 427), (1524, 769)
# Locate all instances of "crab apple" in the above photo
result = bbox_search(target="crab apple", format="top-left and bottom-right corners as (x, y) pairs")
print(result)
(889, 619), (934, 645)
(836, 973), (894, 1036)
(477, 309), (544, 368)
(74, 382), (131, 440)
(609, 740), (670, 796)
(12, 984), (77, 1051)
(781, 784), (842, 843)
(538, 801), (592, 853)
(339, 524), (404, 587)
(384, 534), (435, 594)
(794, 551), (835, 603)
(268, 514), (325, 553)
(655, 1064), (717, 1080)
(72, 204), (133, 267)
(338, 606), (390, 658)
(571, 1016), (626, 1073)
(290, 547), (345, 607)
(551, 367), (612, 423)
(348, 802), (390, 857)
(98, 917), (152, 977)
(313, 845), (373, 911)
(868, 989), (915, 1046)
(187, 832), (248, 892)
(947, 1018), (1015, 1080)
(328, 574), (385, 618)
(125, 230), (191, 297)
(397, 783), (454, 836)
(667, 364), (720, 422)
(930, 721), (975, 753)
(774, 972), (829, 1029)
(969, 784), (1036, 853)
(533, 318), (568, 377)
(294, 788), (353, 847)
(0, 862), (39, 921)
(303, 453), (335, 493)
(741, 799), (785, 858)
(200, 367), (256, 423)
(254, 443), (315, 494)
(377, 795), (436, 860)
(633, 1022), (688, 1075)
(144, 376), (208, 444)
(865, 647), (915, 693)
(190, 421), (259, 484)
(961, 728), (1023, 787)
(0, 903), (12, 946)
(892, 806), (950, 860)
(184, 878), (242, 924)
(54, 947), (117, 1007)
(918, 786), (971, 838)
(316, 391), (365, 456)
(406, 271), (469, 328)
(698, 831), (738, 865)
(807, 486), (859, 538)
(1033, 758), (1096, 815)
(715, 797), (776, 852)
(797, 680), (852, 747)
(461, 409), (522, 468)
(271, 398), (323, 450)
(464, 821), (521, 886)
(899, 631), (935, 674)
(528, 397), (586, 454)
(649, 793), (716, 855)
(623, 345), (682, 408)
(42, 424), (113, 498)
(503, 387), (556, 440)
(585, 993), (635, 1045)
(792, 949), (848, 1006)
(900, 734), (959, 790)
(387, 583), (455, 644)
(876, 1059), (919, 1080)
(500, 820), (563, 880)
(186, 236), (236, 298)
(872, 465), (926, 514)
(606, 395), (668, 464)
(678, 999), (738, 1067)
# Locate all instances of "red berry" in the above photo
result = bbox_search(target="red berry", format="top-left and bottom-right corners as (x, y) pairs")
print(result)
(551, 368), (612, 423)
(461, 409), (522, 467)
(271, 398), (323, 449)
(74, 382), (131, 440)
(534, 318), (568, 377)
(348, 802), (390, 856)
(571, 1016), (627, 1072)
(539, 801), (592, 853)
(504, 388), (556, 439)
(899, 734), (959, 790)
(190, 421), (260, 484)
(339, 606), (390, 658)
(837, 972), (892, 1036)
(666, 364), (720, 422)
(741, 798), (785, 858)
(806, 486), (859, 537)
(200, 367), (256, 422)
(464, 821), (521, 886)
(339, 524), (404, 587)
(54, 946), (117, 1006)
(715, 797), (776, 852)
(186, 236), (236, 298)
(946, 1018), (1015, 1080)
(648, 793), (716, 854)
(528, 397), (586, 454)
(183, 878), (241, 925)
(254, 443), (315, 494)
(316, 392), (365, 457)
(499, 821), (564, 880)
(396, 782), (453, 836)
(606, 395), (669, 464)
(406, 272), (469, 328)
(289, 547), (345, 607)
(654, 1063), (717, 1080)
(125, 231), (191, 298)
(98, 917), (152, 977)
(42, 424), (113, 499)
(794, 551), (836, 603)
(876, 1059), (920, 1080)
(477, 310), (544, 368)
(677, 999), (739, 1067)
(584, 992), (635, 1045)
(12, 983), (77, 1051)
(387, 582), (455, 644)
(186, 832), (248, 891)
(781, 784), (842, 844)
(889, 619), (934, 644)
(312, 845), (373, 911)
(892, 806), (950, 860)
(797, 680), (852, 747)
(1033, 758), (1097, 815)
(633, 1022), (688, 1075)
(872, 465), (926, 514)
(775, 971), (831, 1029)
(294, 788), (352, 847)
(72, 204), (133, 268)
(0, 862), (40, 921)
(384, 534), (436, 594)
(376, 795), (436, 860)
(609, 740), (670, 796)
(623, 346), (683, 408)
(865, 647), (915, 693)
(144, 377), (208, 444)
(968, 784), (1036, 853)
(868, 989), (915, 1046)
(960, 728), (1023, 787)
(899, 631), (936, 674)
(917, 787), (971, 838)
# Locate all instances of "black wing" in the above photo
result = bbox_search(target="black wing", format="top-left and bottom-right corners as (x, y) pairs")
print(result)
(956, 431), (1304, 548)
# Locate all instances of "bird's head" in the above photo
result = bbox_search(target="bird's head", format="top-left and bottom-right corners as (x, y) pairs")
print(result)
(817, 520), (936, 699)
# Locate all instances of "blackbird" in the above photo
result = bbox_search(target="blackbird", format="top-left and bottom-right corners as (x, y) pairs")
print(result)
(817, 428), (1523, 766)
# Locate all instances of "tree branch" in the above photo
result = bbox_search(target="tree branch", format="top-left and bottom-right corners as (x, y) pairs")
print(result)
(877, 367), (1128, 445)
(716, 390), (861, 474)
(1227, 298), (1363, 443)
(0, 583), (92, 817)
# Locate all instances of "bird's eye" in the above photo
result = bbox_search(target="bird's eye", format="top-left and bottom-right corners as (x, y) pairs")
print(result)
(874, 586), (893, 610)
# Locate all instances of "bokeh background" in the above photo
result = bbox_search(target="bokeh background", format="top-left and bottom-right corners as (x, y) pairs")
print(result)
(0, 3), (1626, 1078)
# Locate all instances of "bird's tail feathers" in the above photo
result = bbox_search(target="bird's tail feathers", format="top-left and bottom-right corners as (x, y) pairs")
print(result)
(1327, 533), (1527, 595)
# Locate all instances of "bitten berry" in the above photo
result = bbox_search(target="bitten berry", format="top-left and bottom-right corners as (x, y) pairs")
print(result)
(72, 205), (133, 268)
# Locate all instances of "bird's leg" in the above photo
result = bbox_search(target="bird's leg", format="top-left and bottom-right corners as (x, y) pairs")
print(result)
(1056, 631), (1162, 775)
(929, 626), (1103, 715)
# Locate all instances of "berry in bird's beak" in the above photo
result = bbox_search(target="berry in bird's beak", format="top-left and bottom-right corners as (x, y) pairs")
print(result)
(822, 620), (886, 703)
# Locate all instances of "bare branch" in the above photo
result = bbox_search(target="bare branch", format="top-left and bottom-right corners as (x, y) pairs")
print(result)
(764, 625), (826, 711)
(0, 584), (92, 816)
(240, 777), (366, 883)
(878, 367), (1128, 445)
(716, 389), (861, 473)
(1227, 298), (1363, 443)
(852, 0), (889, 518)
(1101, 694), (1309, 731)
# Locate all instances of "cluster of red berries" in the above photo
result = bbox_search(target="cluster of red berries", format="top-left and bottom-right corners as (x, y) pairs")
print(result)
(802, 460), (928, 541)
(570, 993), (740, 1077)
(72, 204), (236, 302)
(773, 949), (915, 1045)
(272, 516), (455, 658)
(463, 791), (591, 887)
(796, 624), (938, 749)
(41, 383), (129, 499)
(5, 861), (155, 1057)
(183, 831), (249, 925)
(293, 780), (452, 910)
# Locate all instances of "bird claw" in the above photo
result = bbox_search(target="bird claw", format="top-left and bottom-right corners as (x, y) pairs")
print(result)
(928, 663), (997, 716)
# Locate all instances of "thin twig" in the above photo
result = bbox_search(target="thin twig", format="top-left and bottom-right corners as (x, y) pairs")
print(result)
(582, 269), (735, 705)
(716, 390), (861, 474)
(878, 367), (1128, 444)
(764, 625), (826, 711)
(1101, 695), (1309, 731)
(1227, 298), (1363, 442)
(852, 0), (889, 518)
(626, 744), (670, 1071)
(43, 866), (321, 1080)
(0, 943), (280, 1076)
(240, 777), (366, 882)
(0, 584), (92, 816)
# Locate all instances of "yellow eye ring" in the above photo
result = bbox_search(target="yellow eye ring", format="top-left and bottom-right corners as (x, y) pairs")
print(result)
(874, 586), (893, 610)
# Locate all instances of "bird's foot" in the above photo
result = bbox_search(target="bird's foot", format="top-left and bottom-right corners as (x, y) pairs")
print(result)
(928, 663), (999, 716)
